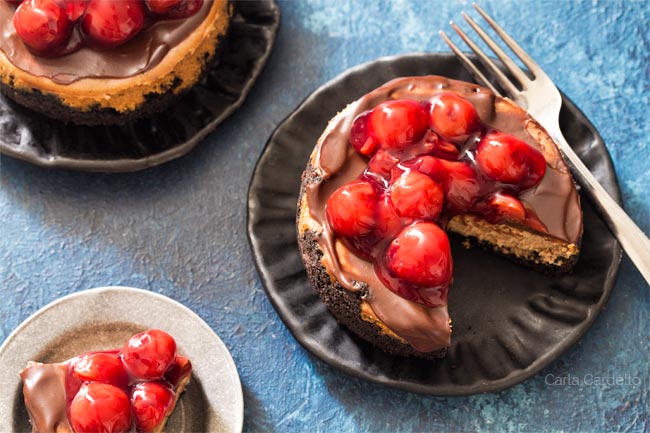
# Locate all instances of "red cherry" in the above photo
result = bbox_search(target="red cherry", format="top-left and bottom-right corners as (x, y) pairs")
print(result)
(145, 0), (183, 14)
(122, 329), (177, 380)
(478, 192), (526, 224)
(61, 0), (87, 21)
(475, 131), (547, 188)
(12, 0), (71, 56)
(69, 383), (131, 433)
(366, 149), (400, 180)
(164, 356), (192, 388)
(389, 170), (443, 220)
(73, 352), (128, 387)
(406, 156), (480, 214)
(81, 0), (145, 49)
(368, 99), (429, 150)
(349, 112), (379, 156)
(385, 222), (453, 289)
(131, 382), (175, 433)
(326, 180), (379, 238)
(429, 92), (481, 140)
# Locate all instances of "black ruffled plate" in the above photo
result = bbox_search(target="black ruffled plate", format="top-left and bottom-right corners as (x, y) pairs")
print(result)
(0, 1), (279, 172)
(247, 53), (622, 395)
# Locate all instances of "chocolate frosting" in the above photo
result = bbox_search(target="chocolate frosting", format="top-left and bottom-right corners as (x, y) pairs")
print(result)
(0, 1), (211, 84)
(305, 76), (582, 352)
(20, 363), (72, 433)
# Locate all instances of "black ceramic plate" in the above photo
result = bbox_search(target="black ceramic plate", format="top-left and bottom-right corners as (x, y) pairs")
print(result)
(0, 1), (279, 172)
(247, 53), (623, 395)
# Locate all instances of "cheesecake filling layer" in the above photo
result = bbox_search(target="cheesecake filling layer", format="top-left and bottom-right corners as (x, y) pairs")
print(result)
(305, 76), (582, 352)
(0, 1), (211, 84)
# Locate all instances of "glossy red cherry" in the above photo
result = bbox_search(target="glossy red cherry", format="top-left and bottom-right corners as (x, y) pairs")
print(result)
(429, 92), (481, 140)
(349, 112), (379, 156)
(61, 0), (87, 21)
(479, 192), (526, 224)
(12, 0), (71, 56)
(326, 180), (379, 238)
(81, 0), (145, 49)
(366, 149), (400, 180)
(368, 99), (429, 150)
(131, 382), (175, 433)
(122, 329), (177, 380)
(145, 0), (183, 14)
(385, 222), (453, 289)
(73, 352), (128, 387)
(406, 156), (480, 214)
(69, 383), (131, 433)
(476, 131), (546, 188)
(389, 170), (443, 220)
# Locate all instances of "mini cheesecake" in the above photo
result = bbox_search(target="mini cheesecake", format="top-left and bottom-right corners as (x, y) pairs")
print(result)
(297, 75), (582, 358)
(20, 330), (192, 433)
(0, 0), (232, 125)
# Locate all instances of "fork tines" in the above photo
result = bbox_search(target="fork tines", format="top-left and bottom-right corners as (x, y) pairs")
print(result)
(440, 4), (542, 98)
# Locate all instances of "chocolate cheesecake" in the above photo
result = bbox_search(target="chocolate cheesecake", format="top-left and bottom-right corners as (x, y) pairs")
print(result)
(297, 75), (582, 358)
(20, 330), (192, 433)
(0, 0), (232, 125)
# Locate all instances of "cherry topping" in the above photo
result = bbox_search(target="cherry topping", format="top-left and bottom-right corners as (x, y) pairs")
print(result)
(61, 0), (87, 21)
(326, 180), (379, 238)
(81, 0), (145, 49)
(73, 352), (128, 387)
(122, 329), (177, 380)
(389, 170), (443, 220)
(478, 192), (527, 224)
(145, 0), (183, 14)
(385, 222), (453, 291)
(69, 382), (131, 433)
(368, 99), (429, 150)
(476, 131), (546, 189)
(350, 112), (379, 156)
(131, 382), (175, 433)
(429, 92), (481, 140)
(12, 0), (71, 56)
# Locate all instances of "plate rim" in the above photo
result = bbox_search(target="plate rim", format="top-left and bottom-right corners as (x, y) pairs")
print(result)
(0, 286), (244, 433)
(0, 0), (280, 173)
(247, 51), (623, 396)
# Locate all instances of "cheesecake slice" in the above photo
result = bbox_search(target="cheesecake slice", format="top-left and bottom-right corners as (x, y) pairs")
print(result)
(20, 330), (192, 433)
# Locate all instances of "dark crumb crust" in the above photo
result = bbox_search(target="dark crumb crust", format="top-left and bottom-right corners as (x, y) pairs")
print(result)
(0, 33), (227, 126)
(298, 166), (447, 360)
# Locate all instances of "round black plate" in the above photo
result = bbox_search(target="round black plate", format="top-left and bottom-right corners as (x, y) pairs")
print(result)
(0, 1), (279, 172)
(247, 53), (623, 395)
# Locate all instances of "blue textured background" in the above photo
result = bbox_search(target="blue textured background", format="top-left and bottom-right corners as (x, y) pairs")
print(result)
(1, 1), (648, 432)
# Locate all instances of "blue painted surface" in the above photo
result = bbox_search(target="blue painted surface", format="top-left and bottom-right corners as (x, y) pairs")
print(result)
(1, 1), (648, 432)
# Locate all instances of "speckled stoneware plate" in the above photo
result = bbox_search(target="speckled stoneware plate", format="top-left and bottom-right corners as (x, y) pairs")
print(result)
(247, 53), (623, 396)
(0, 0), (279, 172)
(0, 286), (243, 432)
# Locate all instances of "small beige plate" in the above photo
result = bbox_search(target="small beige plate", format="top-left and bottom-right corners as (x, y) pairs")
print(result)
(0, 286), (243, 433)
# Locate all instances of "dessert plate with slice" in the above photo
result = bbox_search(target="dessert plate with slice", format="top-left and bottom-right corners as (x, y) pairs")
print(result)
(247, 53), (622, 395)
(0, 286), (243, 432)
(0, 0), (279, 172)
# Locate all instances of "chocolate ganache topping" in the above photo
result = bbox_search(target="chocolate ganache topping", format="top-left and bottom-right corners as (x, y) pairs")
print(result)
(20, 363), (72, 433)
(0, 1), (211, 85)
(304, 76), (582, 352)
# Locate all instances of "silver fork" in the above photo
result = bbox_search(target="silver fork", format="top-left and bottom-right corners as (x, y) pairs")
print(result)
(440, 4), (650, 285)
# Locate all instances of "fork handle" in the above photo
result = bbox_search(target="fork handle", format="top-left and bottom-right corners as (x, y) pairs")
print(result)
(551, 131), (650, 286)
